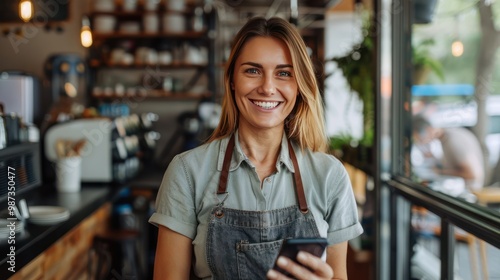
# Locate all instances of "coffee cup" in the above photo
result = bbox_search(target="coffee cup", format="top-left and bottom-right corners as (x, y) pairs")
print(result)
(56, 156), (82, 193)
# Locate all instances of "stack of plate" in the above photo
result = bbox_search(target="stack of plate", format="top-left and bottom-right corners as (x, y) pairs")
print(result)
(28, 206), (70, 226)
(0, 219), (24, 239)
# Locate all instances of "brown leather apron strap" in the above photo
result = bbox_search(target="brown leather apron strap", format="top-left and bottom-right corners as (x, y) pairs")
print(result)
(287, 139), (309, 213)
(217, 133), (309, 213)
(217, 134), (235, 194)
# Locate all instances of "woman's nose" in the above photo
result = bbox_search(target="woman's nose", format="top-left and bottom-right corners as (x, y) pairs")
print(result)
(259, 75), (276, 95)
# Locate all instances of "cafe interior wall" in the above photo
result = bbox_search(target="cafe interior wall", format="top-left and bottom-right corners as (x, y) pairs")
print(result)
(0, 1), (89, 78)
(0, 0), (198, 168)
(0, 0), (91, 122)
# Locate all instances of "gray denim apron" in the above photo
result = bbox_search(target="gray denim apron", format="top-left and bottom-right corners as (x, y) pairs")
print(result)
(206, 134), (321, 279)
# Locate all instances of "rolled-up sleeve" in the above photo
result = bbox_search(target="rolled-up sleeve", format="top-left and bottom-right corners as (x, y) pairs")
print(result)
(148, 154), (198, 240)
(325, 161), (363, 244)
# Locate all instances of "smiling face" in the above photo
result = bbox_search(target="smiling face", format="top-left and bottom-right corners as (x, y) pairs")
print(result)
(232, 36), (298, 133)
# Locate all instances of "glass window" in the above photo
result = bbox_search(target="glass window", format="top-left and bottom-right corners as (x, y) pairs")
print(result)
(410, 206), (500, 279)
(381, 0), (500, 279)
(410, 0), (500, 212)
(454, 226), (500, 279)
(410, 206), (442, 279)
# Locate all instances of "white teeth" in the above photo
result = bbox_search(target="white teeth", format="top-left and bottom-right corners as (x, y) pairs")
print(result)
(253, 101), (279, 109)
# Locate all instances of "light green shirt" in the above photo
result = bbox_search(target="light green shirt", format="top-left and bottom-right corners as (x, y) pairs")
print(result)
(149, 133), (363, 278)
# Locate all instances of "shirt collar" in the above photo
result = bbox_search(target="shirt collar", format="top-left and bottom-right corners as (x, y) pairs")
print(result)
(216, 131), (295, 173)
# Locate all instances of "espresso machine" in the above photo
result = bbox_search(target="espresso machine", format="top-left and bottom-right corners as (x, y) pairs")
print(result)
(44, 114), (159, 183)
(44, 54), (88, 103)
(42, 54), (89, 130)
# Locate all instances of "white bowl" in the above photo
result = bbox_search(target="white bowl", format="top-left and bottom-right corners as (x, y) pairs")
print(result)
(162, 14), (186, 33)
(94, 0), (115, 12)
(94, 15), (116, 33)
(166, 0), (186, 11)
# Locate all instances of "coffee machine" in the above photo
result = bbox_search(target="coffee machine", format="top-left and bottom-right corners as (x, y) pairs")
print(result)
(44, 114), (159, 183)
(0, 72), (42, 201)
(44, 54), (88, 103)
(41, 54), (89, 130)
(0, 71), (40, 125)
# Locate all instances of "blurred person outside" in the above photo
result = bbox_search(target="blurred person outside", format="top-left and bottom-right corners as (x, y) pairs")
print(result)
(412, 114), (485, 192)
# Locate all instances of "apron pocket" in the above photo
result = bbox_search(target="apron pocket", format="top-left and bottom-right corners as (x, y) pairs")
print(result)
(236, 239), (283, 280)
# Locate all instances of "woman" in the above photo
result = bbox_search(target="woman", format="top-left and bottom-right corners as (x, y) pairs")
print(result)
(149, 17), (363, 279)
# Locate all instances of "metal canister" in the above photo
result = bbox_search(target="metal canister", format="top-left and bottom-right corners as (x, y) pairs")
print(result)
(0, 115), (6, 149)
(4, 113), (20, 146)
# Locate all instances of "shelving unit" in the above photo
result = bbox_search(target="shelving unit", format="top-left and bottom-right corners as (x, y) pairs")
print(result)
(87, 3), (217, 107)
(89, 61), (207, 69)
(92, 30), (208, 39)
(92, 91), (211, 100)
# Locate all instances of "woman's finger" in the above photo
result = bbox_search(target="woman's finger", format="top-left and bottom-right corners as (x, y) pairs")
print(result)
(266, 257), (294, 280)
(266, 268), (291, 280)
(267, 253), (334, 280)
(296, 251), (334, 279)
(271, 256), (316, 279)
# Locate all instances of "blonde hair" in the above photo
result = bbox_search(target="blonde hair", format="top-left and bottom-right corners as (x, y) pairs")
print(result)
(209, 17), (327, 152)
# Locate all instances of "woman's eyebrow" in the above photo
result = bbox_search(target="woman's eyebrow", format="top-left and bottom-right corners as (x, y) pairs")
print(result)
(241, 62), (263, 68)
(240, 62), (293, 69)
(276, 64), (293, 69)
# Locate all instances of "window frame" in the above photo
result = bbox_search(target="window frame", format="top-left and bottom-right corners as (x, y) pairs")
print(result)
(376, 0), (500, 279)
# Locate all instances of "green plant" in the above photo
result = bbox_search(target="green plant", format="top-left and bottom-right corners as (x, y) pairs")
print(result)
(412, 38), (445, 83)
(329, 133), (358, 151)
(329, 12), (375, 148)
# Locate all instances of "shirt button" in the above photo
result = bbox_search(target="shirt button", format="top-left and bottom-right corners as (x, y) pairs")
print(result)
(265, 178), (271, 183)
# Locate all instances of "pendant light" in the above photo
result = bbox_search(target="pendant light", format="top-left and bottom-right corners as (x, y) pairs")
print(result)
(80, 16), (93, 48)
(451, 15), (464, 57)
(19, 0), (34, 22)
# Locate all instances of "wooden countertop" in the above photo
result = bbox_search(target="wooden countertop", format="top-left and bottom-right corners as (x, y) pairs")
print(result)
(0, 182), (127, 277)
(0, 163), (165, 278)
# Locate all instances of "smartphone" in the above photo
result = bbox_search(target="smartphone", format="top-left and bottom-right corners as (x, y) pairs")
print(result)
(272, 238), (328, 276)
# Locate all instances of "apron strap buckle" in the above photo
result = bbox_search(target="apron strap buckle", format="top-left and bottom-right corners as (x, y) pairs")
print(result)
(215, 209), (224, 218)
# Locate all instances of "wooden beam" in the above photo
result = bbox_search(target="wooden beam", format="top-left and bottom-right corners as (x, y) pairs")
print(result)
(330, 0), (355, 12)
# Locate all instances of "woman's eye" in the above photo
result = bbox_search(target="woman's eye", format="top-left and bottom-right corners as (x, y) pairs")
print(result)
(245, 68), (259, 74)
(277, 71), (292, 77)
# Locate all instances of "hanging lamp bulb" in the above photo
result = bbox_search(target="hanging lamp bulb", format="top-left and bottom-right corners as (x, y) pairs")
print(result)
(451, 39), (464, 57)
(80, 16), (93, 48)
(451, 14), (464, 57)
(19, 0), (34, 22)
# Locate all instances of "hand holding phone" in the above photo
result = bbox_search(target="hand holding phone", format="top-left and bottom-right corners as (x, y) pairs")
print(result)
(272, 238), (328, 277)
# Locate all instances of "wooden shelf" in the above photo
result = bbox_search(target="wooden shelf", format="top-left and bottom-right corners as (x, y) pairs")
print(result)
(89, 61), (207, 69)
(91, 4), (199, 17)
(88, 5), (217, 106)
(93, 91), (211, 101)
(92, 30), (207, 40)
